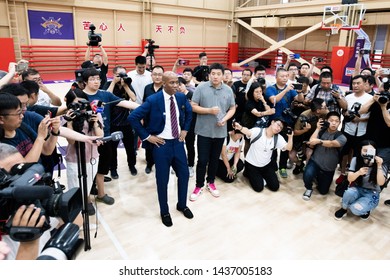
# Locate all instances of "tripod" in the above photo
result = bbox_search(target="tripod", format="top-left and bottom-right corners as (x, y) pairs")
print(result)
(75, 139), (92, 250)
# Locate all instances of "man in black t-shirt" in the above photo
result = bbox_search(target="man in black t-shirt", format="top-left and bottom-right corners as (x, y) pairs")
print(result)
(84, 43), (109, 89)
(192, 52), (209, 85)
(232, 68), (252, 123)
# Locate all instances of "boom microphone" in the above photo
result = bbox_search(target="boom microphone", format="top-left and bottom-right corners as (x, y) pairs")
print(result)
(92, 131), (123, 144)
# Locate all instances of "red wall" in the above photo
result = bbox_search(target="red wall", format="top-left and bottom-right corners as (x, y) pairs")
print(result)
(0, 38), (16, 71)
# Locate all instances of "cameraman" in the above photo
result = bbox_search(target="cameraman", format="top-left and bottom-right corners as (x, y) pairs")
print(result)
(0, 144), (46, 260)
(103, 66), (137, 177)
(289, 98), (328, 175)
(84, 43), (108, 89)
(337, 75), (372, 185)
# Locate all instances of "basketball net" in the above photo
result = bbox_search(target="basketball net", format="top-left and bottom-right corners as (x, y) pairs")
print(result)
(330, 23), (342, 35)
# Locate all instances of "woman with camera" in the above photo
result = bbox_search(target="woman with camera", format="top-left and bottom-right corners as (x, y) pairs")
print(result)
(241, 82), (275, 156)
(334, 140), (387, 220)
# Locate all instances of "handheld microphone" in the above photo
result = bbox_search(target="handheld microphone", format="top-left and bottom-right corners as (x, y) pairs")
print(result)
(92, 131), (123, 144)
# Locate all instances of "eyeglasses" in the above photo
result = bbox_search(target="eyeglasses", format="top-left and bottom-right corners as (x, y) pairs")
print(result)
(0, 110), (24, 117)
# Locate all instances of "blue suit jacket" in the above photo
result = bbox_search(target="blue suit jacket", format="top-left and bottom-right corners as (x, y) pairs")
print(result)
(128, 91), (192, 148)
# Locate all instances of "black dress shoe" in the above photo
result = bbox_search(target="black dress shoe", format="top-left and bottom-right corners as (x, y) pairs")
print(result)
(176, 205), (194, 219)
(104, 176), (112, 182)
(129, 166), (138, 176)
(145, 166), (152, 174)
(161, 213), (173, 227)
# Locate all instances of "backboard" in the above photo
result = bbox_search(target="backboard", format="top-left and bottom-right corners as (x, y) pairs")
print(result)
(322, 3), (366, 32)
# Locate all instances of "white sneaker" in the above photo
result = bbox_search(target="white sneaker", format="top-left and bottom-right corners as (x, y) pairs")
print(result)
(188, 166), (194, 177)
(207, 182), (220, 197)
(190, 187), (203, 201)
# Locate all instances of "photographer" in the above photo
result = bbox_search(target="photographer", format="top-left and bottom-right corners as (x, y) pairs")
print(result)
(82, 68), (139, 205)
(19, 80), (68, 117)
(192, 52), (209, 84)
(265, 67), (304, 178)
(21, 68), (62, 107)
(302, 112), (347, 201)
(304, 71), (347, 114)
(290, 98), (328, 175)
(337, 75), (372, 185)
(233, 118), (293, 193)
(334, 140), (386, 221)
(241, 82), (275, 156)
(84, 43), (108, 89)
(103, 66), (137, 177)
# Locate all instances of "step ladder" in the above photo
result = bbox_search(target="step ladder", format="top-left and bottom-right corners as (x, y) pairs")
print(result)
(6, 0), (22, 61)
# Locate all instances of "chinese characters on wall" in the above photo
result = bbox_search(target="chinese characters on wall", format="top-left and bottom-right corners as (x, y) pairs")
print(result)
(82, 21), (186, 34)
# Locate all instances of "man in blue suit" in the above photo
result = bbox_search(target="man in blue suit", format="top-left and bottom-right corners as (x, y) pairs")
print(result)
(128, 71), (194, 227)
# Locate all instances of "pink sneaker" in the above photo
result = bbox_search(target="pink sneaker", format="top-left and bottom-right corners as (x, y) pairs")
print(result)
(207, 182), (220, 197)
(189, 187), (203, 201)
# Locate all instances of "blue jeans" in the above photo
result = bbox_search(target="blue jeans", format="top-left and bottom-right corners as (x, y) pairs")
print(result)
(342, 186), (380, 216)
(303, 159), (335, 195)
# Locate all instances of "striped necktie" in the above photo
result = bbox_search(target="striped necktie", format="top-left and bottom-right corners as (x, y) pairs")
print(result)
(170, 96), (179, 138)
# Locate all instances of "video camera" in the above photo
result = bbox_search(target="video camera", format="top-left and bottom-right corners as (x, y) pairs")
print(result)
(145, 39), (159, 56)
(378, 77), (390, 104)
(344, 102), (361, 122)
(299, 115), (318, 128)
(0, 163), (82, 242)
(65, 99), (94, 122)
(87, 24), (102, 47)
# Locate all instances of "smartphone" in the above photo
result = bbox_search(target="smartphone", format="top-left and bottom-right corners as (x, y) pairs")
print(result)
(293, 83), (303, 90)
(359, 49), (370, 55)
(178, 59), (189, 66)
(290, 54), (300, 59)
(382, 68), (390, 75)
(16, 62), (28, 73)
(47, 110), (53, 130)
(317, 57), (324, 62)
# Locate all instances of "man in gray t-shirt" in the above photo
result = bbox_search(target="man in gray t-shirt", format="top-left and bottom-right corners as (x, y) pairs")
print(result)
(189, 63), (236, 201)
(302, 111), (347, 201)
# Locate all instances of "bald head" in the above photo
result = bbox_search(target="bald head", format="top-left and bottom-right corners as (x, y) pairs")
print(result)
(162, 71), (179, 95)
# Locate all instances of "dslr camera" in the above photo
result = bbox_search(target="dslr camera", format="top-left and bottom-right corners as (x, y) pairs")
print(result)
(299, 115), (318, 128)
(320, 119), (330, 130)
(378, 77), (390, 104)
(117, 72), (132, 86)
(145, 39), (159, 55)
(344, 102), (361, 122)
(257, 77), (266, 86)
(87, 24), (102, 47)
(0, 163), (82, 242)
(282, 108), (298, 121)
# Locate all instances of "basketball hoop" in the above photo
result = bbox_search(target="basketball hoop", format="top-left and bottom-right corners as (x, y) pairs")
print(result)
(330, 24), (342, 35)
